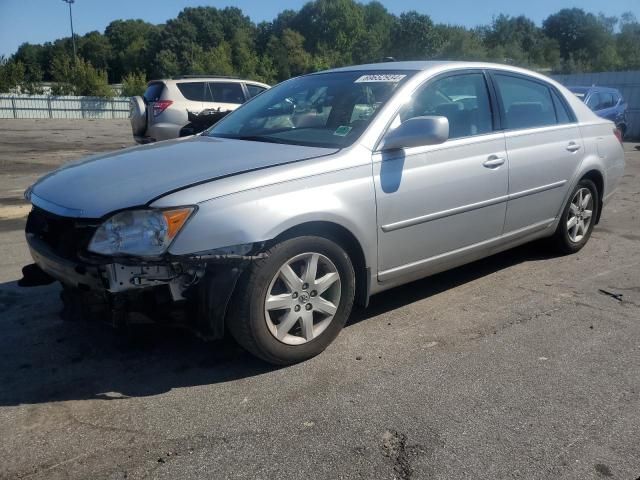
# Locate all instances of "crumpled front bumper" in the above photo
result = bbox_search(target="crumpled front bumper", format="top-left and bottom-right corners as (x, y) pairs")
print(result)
(26, 233), (185, 299)
(27, 233), (105, 290)
(24, 232), (255, 339)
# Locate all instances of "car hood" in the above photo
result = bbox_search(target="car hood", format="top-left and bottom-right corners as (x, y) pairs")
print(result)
(30, 136), (337, 218)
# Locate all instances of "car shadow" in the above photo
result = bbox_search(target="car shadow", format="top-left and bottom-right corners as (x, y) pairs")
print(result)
(0, 241), (557, 406)
(348, 241), (556, 325)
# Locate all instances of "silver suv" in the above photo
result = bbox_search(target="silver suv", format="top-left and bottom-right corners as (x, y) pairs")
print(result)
(130, 76), (269, 143)
(23, 62), (624, 365)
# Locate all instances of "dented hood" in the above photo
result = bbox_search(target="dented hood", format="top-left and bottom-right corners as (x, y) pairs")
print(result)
(30, 135), (337, 218)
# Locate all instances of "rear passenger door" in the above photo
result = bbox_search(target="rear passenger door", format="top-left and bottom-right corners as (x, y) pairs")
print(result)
(204, 82), (247, 112)
(490, 72), (584, 233)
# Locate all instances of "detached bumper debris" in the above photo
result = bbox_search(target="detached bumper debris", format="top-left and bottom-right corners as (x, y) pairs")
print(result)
(598, 289), (624, 302)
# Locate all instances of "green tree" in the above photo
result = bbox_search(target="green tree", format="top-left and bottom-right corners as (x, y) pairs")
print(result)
(543, 8), (618, 71)
(390, 11), (440, 60)
(353, 2), (394, 63)
(617, 13), (640, 70)
(231, 29), (259, 78)
(436, 26), (487, 60)
(188, 43), (234, 76)
(105, 19), (158, 82)
(267, 29), (313, 81)
(121, 71), (147, 97)
(78, 31), (112, 72)
(0, 57), (25, 93)
(12, 43), (45, 86)
(50, 54), (113, 97)
(292, 0), (366, 65)
(484, 15), (546, 66)
(154, 49), (180, 78)
(7, 3), (640, 87)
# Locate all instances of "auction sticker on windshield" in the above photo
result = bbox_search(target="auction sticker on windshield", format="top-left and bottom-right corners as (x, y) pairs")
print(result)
(333, 126), (353, 136)
(354, 74), (406, 83)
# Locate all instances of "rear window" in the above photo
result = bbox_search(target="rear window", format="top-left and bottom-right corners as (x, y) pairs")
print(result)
(247, 84), (267, 98)
(177, 82), (207, 101)
(143, 83), (165, 103)
(207, 82), (245, 104)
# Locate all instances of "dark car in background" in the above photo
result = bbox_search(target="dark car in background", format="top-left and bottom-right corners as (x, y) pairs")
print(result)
(568, 86), (628, 139)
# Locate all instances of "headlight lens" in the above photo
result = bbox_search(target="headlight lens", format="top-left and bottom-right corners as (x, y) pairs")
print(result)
(88, 207), (194, 256)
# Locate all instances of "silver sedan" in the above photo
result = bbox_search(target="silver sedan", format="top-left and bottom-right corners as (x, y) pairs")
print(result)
(22, 61), (625, 365)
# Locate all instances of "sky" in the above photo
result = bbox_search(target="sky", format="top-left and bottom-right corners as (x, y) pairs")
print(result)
(0, 0), (638, 57)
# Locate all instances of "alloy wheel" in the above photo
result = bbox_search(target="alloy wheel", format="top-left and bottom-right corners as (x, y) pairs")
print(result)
(264, 252), (341, 346)
(567, 187), (594, 243)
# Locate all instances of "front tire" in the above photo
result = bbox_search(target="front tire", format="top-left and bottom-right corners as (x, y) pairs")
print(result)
(551, 179), (599, 254)
(227, 236), (356, 365)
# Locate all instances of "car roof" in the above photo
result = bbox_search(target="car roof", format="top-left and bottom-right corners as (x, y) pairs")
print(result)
(149, 78), (270, 87)
(568, 85), (621, 95)
(319, 60), (463, 74)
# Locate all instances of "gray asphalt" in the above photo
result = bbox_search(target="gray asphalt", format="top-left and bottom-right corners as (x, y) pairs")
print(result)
(0, 120), (639, 480)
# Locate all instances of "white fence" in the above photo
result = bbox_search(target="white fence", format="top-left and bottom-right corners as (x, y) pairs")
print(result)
(553, 70), (640, 140)
(0, 94), (130, 119)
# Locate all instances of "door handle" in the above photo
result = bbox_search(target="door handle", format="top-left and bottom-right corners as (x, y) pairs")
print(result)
(566, 142), (581, 153)
(483, 155), (506, 168)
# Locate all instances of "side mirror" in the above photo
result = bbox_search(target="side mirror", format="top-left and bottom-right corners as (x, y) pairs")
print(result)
(379, 116), (449, 151)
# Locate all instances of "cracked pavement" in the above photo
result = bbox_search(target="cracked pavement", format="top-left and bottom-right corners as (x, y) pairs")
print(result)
(0, 120), (639, 479)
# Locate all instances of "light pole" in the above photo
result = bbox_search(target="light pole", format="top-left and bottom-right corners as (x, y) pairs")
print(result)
(62, 0), (77, 59)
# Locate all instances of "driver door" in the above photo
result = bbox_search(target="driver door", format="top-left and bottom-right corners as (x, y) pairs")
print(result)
(373, 71), (509, 283)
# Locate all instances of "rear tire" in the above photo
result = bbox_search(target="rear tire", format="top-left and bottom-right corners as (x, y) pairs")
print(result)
(550, 178), (599, 254)
(227, 236), (355, 365)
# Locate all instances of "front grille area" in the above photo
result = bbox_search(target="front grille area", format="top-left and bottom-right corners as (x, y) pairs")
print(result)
(26, 207), (98, 261)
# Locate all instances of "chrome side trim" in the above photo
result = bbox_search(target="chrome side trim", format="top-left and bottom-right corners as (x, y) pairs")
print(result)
(381, 195), (509, 232)
(378, 218), (555, 283)
(380, 180), (567, 233)
(507, 180), (567, 201)
(30, 192), (84, 218)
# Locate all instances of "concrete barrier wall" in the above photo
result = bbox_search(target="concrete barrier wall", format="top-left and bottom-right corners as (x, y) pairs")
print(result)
(0, 94), (130, 119)
(553, 70), (640, 140)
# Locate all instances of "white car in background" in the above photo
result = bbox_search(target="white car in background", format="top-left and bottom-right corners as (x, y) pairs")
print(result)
(130, 76), (270, 143)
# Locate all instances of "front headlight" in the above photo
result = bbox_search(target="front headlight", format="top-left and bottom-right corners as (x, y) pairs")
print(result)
(88, 207), (195, 256)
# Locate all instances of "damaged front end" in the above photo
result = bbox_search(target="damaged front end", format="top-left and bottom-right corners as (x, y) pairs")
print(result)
(21, 206), (264, 339)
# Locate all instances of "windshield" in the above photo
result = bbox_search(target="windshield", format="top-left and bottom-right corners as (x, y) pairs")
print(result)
(207, 70), (415, 148)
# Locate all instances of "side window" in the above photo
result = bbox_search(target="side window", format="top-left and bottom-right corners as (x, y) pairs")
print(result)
(247, 84), (267, 98)
(399, 73), (493, 139)
(551, 89), (574, 124)
(208, 82), (245, 104)
(601, 93), (615, 109)
(586, 92), (601, 110)
(611, 93), (620, 106)
(494, 74), (557, 130)
(176, 82), (206, 101)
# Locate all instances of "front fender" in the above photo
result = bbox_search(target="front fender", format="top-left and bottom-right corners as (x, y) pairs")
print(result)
(165, 164), (378, 270)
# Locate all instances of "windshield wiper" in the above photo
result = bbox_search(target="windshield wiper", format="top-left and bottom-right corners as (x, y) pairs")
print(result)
(226, 135), (288, 144)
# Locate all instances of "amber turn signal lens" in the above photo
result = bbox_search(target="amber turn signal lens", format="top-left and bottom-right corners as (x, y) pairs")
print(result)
(162, 208), (193, 239)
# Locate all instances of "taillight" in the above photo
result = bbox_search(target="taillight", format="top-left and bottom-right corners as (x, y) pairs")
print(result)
(613, 127), (623, 144)
(152, 100), (173, 117)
